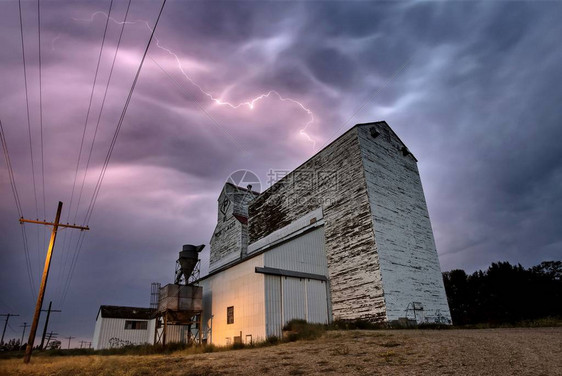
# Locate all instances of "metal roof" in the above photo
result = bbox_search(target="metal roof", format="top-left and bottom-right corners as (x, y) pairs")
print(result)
(97, 305), (154, 320)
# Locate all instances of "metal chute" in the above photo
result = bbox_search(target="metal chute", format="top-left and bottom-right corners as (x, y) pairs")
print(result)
(175, 244), (204, 284)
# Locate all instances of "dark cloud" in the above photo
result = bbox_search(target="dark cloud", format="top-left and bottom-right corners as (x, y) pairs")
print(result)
(1, 0), (561, 346)
(305, 47), (357, 89)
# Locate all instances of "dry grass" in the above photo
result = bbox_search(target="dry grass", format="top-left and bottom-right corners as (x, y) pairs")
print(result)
(1, 327), (561, 375)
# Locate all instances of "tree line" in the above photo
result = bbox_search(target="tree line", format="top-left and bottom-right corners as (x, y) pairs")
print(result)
(442, 261), (561, 325)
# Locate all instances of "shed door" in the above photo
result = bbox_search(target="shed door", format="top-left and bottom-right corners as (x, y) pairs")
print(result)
(282, 277), (306, 323)
(306, 279), (329, 324)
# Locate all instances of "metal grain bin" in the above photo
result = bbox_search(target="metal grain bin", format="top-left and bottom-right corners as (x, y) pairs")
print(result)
(158, 284), (203, 312)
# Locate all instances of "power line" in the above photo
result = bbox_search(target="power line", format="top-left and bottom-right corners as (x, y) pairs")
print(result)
(0, 120), (23, 217)
(0, 119), (36, 297)
(60, 231), (86, 305)
(64, 336), (75, 349)
(7, 321), (17, 334)
(37, 0), (46, 221)
(36, 0), (48, 280)
(44, 331), (57, 348)
(0, 298), (16, 313)
(1, 314), (20, 344)
(85, 0), (167, 225)
(39, 301), (61, 349)
(59, 0), (132, 306)
(22, 202), (89, 363)
(66, 0), (114, 228)
(20, 322), (29, 344)
(60, 0), (168, 306)
(55, 0), (115, 306)
(18, 0), (40, 221)
(72, 0), (131, 226)
(18, 0), (39, 301)
(20, 225), (36, 300)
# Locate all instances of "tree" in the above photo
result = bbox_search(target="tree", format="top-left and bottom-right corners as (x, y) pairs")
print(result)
(47, 340), (61, 350)
(443, 261), (562, 325)
(0, 338), (21, 352)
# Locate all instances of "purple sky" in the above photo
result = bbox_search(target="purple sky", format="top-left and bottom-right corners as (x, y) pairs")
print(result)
(1, 1), (561, 347)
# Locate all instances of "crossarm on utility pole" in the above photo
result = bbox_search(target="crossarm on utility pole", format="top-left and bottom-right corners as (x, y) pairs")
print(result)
(19, 218), (89, 231)
(20, 322), (28, 344)
(39, 301), (61, 350)
(65, 336), (75, 349)
(1, 314), (19, 345)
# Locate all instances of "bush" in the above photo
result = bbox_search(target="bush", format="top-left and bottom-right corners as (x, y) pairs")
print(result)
(282, 319), (325, 341)
(47, 348), (96, 357)
(457, 316), (562, 329)
(265, 336), (279, 345)
(232, 342), (245, 350)
(329, 319), (384, 331)
(415, 323), (452, 330)
(94, 343), (191, 356)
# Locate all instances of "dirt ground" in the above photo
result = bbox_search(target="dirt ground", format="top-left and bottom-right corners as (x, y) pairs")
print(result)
(1, 327), (561, 376)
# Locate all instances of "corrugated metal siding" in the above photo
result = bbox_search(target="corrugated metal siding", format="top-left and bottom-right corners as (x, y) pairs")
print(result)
(161, 325), (195, 344)
(263, 225), (330, 335)
(96, 318), (153, 349)
(283, 277), (306, 323)
(264, 275), (282, 338)
(92, 317), (102, 349)
(307, 279), (329, 324)
(148, 319), (156, 344)
(266, 276), (330, 334)
(264, 226), (328, 276)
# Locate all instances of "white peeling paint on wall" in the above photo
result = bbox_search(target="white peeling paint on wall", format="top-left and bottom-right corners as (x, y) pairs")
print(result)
(206, 121), (451, 326)
(357, 123), (452, 323)
(249, 127), (387, 321)
(249, 122), (451, 323)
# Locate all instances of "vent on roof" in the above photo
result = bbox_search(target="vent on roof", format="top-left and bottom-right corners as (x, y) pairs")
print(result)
(401, 146), (411, 156)
(370, 127), (380, 138)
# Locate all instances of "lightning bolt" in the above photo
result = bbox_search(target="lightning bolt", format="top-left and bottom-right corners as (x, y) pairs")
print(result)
(73, 11), (316, 149)
(51, 33), (61, 51)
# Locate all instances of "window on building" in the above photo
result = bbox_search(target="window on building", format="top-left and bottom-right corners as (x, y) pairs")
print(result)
(227, 306), (234, 324)
(124, 320), (148, 330)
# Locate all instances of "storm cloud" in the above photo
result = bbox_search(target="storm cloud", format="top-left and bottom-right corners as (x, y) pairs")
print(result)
(1, 1), (560, 346)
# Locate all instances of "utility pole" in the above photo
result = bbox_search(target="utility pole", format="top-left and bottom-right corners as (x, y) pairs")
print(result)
(79, 340), (86, 349)
(21, 201), (89, 363)
(39, 301), (61, 349)
(45, 331), (57, 349)
(64, 336), (75, 349)
(1, 313), (19, 344)
(20, 322), (29, 345)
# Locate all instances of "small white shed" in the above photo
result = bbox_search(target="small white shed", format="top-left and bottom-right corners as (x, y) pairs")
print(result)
(92, 306), (155, 350)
